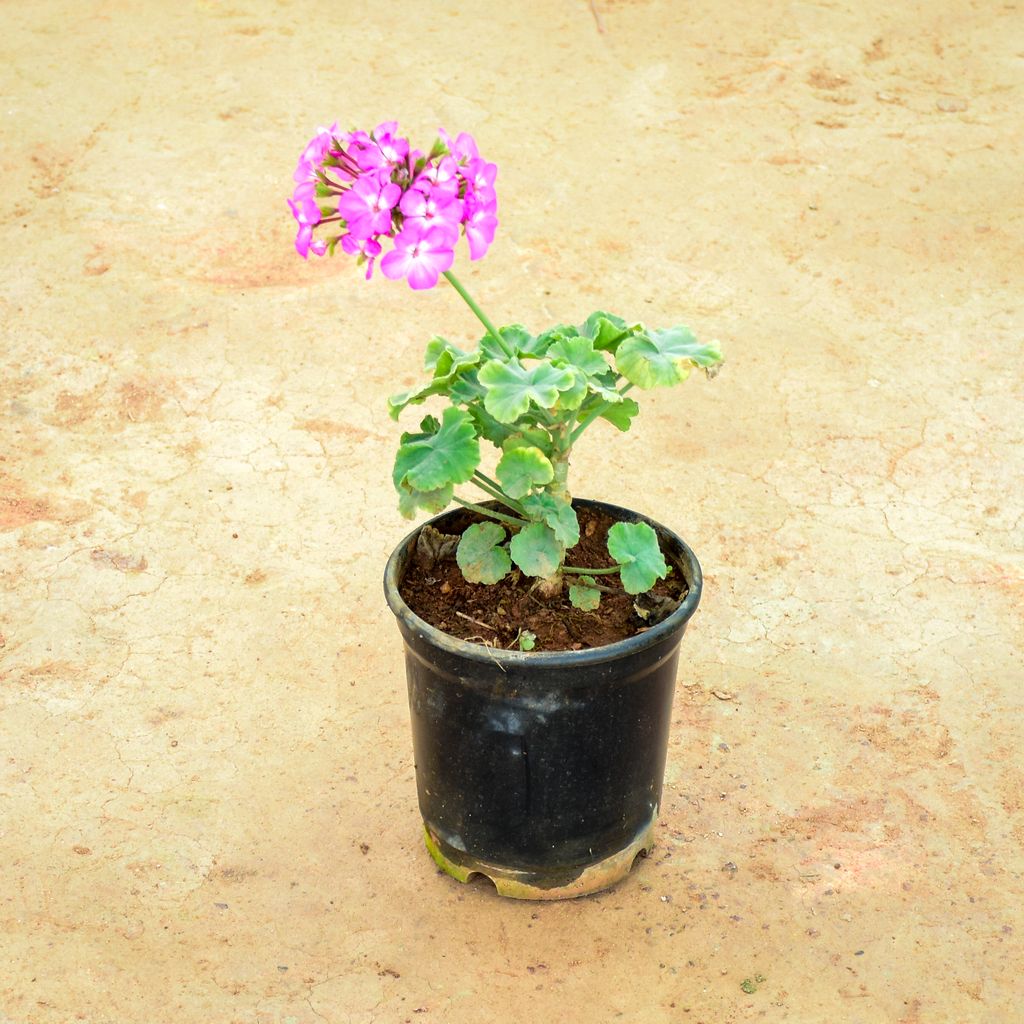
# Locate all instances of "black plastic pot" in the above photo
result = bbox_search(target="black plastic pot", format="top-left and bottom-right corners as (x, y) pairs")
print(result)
(383, 499), (703, 900)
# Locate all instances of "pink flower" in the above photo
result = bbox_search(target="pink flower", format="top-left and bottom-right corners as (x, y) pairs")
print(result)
(399, 185), (463, 233)
(287, 122), (499, 278)
(341, 234), (383, 279)
(373, 125), (410, 167)
(441, 130), (479, 164)
(463, 156), (497, 196)
(380, 223), (457, 290)
(350, 122), (410, 174)
(293, 122), (338, 184)
(337, 173), (402, 239)
(414, 156), (460, 200)
(463, 194), (498, 260)
(288, 186), (326, 259)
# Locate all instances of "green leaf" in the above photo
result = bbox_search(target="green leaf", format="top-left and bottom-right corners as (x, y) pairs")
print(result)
(554, 368), (589, 410)
(447, 371), (484, 403)
(569, 576), (601, 611)
(518, 629), (537, 651)
(466, 401), (517, 448)
(477, 358), (577, 423)
(480, 324), (540, 360)
(393, 406), (480, 492)
(599, 396), (640, 432)
(514, 332), (552, 358)
(456, 522), (512, 584)
(388, 379), (449, 420)
(535, 324), (580, 352)
(397, 481), (453, 520)
(509, 522), (564, 578)
(615, 325), (722, 389)
(495, 446), (554, 499)
(606, 521), (668, 594)
(502, 428), (554, 456)
(579, 311), (637, 352)
(424, 336), (480, 376)
(388, 338), (481, 420)
(585, 372), (627, 402)
(520, 493), (580, 547)
(547, 336), (610, 377)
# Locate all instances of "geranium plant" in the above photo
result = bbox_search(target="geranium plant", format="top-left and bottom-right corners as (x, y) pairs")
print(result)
(289, 121), (722, 612)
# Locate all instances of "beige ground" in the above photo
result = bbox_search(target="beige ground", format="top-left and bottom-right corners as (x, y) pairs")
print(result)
(2, 1), (1022, 1021)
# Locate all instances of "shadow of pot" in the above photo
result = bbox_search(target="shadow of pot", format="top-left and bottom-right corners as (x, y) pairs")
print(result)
(384, 499), (703, 900)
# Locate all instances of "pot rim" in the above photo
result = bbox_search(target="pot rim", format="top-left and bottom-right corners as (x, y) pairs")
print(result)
(383, 498), (703, 667)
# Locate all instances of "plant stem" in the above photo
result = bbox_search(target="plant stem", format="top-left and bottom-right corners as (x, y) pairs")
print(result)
(569, 383), (635, 444)
(586, 581), (624, 595)
(472, 469), (504, 492)
(454, 497), (526, 528)
(442, 270), (515, 358)
(546, 422), (573, 505)
(471, 472), (526, 514)
(562, 565), (620, 576)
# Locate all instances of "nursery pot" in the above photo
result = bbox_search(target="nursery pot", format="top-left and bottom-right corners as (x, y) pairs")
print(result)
(383, 499), (703, 900)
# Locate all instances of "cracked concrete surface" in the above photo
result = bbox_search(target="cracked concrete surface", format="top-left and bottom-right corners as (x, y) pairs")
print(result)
(2, 1), (1022, 1021)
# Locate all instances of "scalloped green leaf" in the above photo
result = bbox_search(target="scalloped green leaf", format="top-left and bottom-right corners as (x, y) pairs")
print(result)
(515, 334), (552, 358)
(388, 379), (449, 420)
(396, 481), (453, 520)
(388, 339), (481, 420)
(424, 336), (480, 375)
(466, 401), (517, 448)
(535, 324), (580, 352)
(555, 368), (589, 410)
(495, 446), (554, 499)
(448, 371), (485, 405)
(480, 324), (542, 360)
(615, 325), (722, 389)
(509, 522), (564, 578)
(599, 396), (640, 432)
(584, 373), (627, 402)
(579, 311), (637, 352)
(547, 336), (610, 377)
(568, 575), (601, 611)
(397, 414), (440, 445)
(502, 428), (554, 456)
(520, 493), (580, 548)
(456, 522), (512, 584)
(606, 521), (668, 594)
(477, 358), (577, 423)
(392, 406), (480, 492)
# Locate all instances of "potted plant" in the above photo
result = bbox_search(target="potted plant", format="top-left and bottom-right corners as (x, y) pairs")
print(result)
(288, 121), (722, 899)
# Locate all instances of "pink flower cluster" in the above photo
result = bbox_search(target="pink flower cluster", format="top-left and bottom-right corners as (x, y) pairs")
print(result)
(288, 121), (498, 290)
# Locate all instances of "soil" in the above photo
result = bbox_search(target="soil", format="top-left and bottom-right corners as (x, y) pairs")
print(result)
(398, 506), (688, 651)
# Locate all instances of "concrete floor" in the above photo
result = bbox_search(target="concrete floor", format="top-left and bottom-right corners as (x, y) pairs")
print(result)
(2, 1), (1022, 1021)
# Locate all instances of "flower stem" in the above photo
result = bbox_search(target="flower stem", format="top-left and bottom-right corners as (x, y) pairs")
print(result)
(443, 270), (515, 359)
(471, 472), (526, 514)
(562, 565), (621, 575)
(454, 497), (526, 528)
(473, 469), (504, 493)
